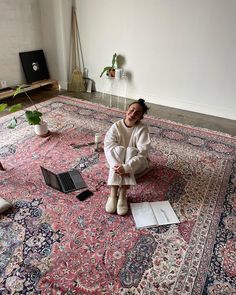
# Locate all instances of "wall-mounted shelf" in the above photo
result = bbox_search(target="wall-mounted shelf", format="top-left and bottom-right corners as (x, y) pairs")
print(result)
(0, 79), (58, 101)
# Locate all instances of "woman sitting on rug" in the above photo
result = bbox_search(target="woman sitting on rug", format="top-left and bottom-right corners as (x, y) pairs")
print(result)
(104, 98), (151, 216)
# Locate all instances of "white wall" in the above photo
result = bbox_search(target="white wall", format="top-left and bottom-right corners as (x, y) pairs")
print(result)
(0, 0), (43, 85)
(0, 0), (71, 89)
(39, 0), (72, 89)
(1, 0), (236, 120)
(76, 0), (236, 120)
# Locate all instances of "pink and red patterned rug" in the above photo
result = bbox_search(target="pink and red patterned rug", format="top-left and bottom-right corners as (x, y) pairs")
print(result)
(0, 96), (235, 294)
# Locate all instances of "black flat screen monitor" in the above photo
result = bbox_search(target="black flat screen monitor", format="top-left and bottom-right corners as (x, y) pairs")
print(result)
(19, 50), (50, 84)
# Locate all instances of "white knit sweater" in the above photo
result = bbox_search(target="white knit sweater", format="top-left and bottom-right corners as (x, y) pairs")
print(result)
(104, 119), (151, 185)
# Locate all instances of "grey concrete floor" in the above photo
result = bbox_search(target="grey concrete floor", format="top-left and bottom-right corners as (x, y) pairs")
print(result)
(1, 88), (235, 136)
(66, 91), (236, 136)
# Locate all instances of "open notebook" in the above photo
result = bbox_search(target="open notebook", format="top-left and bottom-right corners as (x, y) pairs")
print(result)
(130, 200), (180, 229)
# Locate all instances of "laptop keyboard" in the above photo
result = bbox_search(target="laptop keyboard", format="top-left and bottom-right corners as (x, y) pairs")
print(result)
(59, 172), (76, 191)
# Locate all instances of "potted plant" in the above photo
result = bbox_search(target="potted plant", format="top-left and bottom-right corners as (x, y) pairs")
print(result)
(100, 53), (117, 78)
(0, 85), (49, 136)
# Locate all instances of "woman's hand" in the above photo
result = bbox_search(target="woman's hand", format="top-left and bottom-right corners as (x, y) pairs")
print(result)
(113, 165), (129, 176)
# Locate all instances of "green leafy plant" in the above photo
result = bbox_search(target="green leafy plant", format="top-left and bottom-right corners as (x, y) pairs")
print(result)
(0, 86), (43, 128)
(100, 53), (117, 77)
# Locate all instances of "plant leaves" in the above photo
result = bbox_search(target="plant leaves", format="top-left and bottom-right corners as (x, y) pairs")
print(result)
(100, 53), (117, 77)
(25, 110), (42, 125)
(111, 53), (117, 68)
(7, 117), (17, 129)
(0, 103), (8, 112)
(9, 104), (23, 113)
(13, 85), (23, 97)
(100, 66), (112, 77)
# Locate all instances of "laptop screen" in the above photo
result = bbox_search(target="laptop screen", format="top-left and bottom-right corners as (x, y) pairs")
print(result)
(41, 166), (61, 191)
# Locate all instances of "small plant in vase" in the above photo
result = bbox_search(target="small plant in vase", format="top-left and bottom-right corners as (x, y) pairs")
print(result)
(0, 85), (50, 136)
(100, 53), (117, 78)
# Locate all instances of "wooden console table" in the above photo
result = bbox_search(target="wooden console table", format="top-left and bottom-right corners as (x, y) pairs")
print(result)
(0, 79), (58, 101)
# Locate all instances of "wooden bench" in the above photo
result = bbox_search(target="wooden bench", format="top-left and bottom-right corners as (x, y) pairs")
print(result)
(0, 79), (58, 101)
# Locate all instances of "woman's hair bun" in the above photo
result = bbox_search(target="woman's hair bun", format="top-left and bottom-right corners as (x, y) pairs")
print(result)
(138, 98), (145, 104)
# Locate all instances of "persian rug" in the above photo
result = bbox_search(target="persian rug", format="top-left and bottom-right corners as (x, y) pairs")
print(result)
(0, 95), (235, 295)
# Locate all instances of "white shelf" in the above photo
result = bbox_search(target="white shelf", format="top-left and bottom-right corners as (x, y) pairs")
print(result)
(101, 76), (128, 109)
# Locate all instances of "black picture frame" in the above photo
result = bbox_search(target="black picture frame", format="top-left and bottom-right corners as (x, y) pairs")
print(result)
(19, 49), (50, 84)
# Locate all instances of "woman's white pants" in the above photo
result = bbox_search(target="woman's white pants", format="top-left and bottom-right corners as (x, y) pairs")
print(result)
(107, 146), (149, 186)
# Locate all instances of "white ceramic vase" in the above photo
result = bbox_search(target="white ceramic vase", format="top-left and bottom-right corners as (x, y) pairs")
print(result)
(34, 120), (49, 137)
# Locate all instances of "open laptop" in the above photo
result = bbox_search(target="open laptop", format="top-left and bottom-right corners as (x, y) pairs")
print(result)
(40, 166), (87, 193)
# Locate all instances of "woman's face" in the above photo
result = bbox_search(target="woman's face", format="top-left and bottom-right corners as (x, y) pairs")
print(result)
(125, 103), (143, 127)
